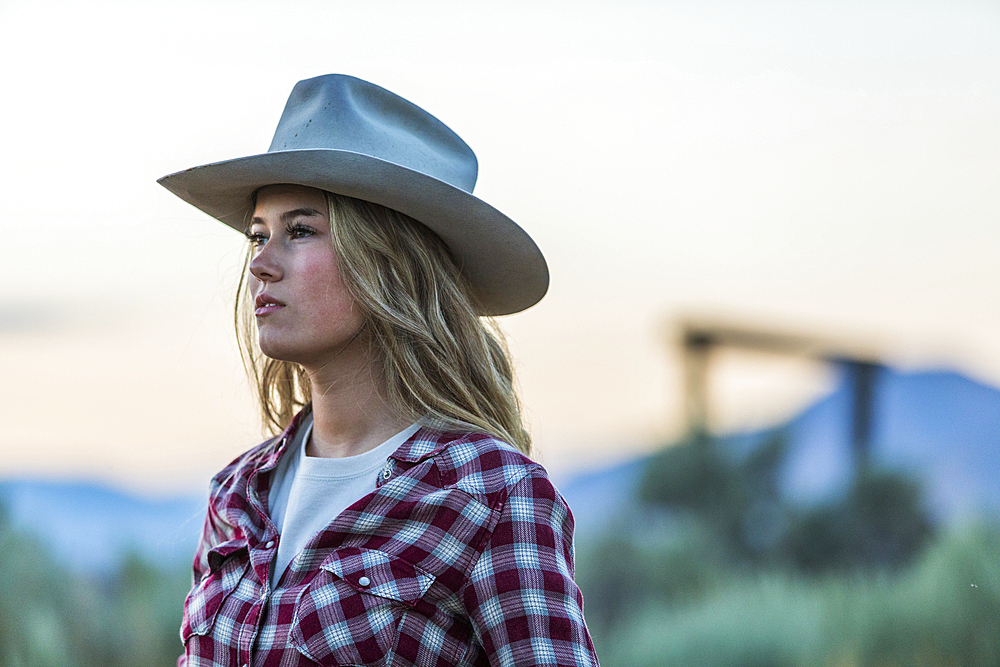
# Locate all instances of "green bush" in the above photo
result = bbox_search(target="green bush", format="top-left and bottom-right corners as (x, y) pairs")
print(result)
(639, 432), (935, 575)
(576, 519), (725, 636)
(604, 576), (823, 667)
(783, 471), (934, 574)
(581, 523), (1000, 667)
(638, 433), (793, 564)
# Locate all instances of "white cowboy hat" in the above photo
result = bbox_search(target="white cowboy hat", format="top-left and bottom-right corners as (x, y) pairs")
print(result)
(158, 74), (548, 316)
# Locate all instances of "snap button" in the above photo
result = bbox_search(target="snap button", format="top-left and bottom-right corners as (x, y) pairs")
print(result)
(358, 576), (371, 587)
(264, 540), (275, 549)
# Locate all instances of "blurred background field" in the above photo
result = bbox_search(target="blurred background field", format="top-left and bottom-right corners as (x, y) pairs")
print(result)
(5, 362), (1000, 665)
(2, 0), (1000, 664)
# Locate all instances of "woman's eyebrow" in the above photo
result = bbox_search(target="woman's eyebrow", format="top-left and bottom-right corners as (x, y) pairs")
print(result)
(280, 207), (324, 222)
(248, 207), (325, 226)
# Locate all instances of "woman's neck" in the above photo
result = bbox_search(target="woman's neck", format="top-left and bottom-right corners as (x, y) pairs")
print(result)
(303, 342), (410, 459)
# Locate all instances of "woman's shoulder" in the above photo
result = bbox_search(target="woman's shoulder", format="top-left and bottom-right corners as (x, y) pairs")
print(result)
(421, 429), (553, 502)
(422, 430), (576, 540)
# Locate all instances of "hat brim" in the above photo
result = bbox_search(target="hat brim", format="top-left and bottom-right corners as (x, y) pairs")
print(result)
(158, 149), (548, 316)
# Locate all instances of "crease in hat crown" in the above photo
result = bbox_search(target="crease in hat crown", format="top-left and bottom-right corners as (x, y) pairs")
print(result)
(157, 73), (549, 316)
(268, 75), (479, 193)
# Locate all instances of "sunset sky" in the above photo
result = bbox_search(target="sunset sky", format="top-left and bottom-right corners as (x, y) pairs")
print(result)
(1, 0), (998, 495)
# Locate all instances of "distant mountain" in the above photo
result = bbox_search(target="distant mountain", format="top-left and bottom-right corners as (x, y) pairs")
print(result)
(560, 367), (1000, 538)
(0, 479), (204, 574)
(783, 366), (1000, 518)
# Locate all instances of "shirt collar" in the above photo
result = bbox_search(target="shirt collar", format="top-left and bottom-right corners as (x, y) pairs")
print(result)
(259, 403), (313, 471)
(278, 405), (470, 464)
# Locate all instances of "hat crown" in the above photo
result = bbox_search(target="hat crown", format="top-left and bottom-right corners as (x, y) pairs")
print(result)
(267, 74), (478, 194)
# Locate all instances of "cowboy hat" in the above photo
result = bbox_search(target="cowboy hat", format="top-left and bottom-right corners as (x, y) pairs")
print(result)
(157, 74), (548, 316)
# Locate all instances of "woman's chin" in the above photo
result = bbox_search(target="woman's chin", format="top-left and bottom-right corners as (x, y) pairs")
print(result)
(257, 338), (333, 368)
(257, 336), (301, 364)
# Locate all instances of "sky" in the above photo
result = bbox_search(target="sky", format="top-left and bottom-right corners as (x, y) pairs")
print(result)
(1, 0), (998, 495)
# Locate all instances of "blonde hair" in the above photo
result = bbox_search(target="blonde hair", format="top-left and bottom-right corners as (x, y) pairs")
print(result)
(235, 191), (532, 455)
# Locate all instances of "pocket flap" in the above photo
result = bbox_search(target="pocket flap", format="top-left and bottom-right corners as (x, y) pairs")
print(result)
(320, 547), (434, 607)
(207, 539), (249, 572)
(183, 539), (249, 641)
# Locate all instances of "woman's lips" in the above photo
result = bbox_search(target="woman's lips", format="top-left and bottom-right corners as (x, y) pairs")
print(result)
(255, 303), (284, 317)
(255, 294), (285, 317)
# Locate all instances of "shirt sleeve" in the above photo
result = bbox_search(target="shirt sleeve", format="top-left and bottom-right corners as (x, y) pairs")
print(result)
(463, 469), (600, 667)
(178, 477), (239, 667)
(190, 476), (238, 583)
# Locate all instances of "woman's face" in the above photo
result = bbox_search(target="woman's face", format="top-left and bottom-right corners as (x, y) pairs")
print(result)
(247, 184), (364, 368)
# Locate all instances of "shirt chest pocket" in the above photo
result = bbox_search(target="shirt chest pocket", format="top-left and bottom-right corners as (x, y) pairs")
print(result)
(291, 547), (436, 666)
(181, 539), (251, 643)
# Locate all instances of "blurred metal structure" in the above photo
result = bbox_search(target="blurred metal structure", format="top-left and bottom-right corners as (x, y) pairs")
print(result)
(679, 317), (883, 473)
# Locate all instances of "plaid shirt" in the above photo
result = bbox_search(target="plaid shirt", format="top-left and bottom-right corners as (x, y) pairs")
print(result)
(180, 410), (599, 667)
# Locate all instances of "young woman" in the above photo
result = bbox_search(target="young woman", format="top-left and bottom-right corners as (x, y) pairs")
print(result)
(159, 74), (598, 667)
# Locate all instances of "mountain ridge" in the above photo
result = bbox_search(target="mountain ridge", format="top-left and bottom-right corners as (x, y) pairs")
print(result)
(559, 366), (1000, 537)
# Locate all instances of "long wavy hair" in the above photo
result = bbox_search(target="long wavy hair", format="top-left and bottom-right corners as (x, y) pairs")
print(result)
(235, 190), (531, 455)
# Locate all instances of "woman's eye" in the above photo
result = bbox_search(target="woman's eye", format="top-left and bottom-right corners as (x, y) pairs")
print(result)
(286, 223), (316, 239)
(244, 231), (267, 247)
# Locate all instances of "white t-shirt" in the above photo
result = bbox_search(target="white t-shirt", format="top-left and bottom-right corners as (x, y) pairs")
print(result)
(267, 414), (421, 587)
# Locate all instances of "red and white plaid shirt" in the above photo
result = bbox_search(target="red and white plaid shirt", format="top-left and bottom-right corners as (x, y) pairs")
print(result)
(180, 408), (599, 667)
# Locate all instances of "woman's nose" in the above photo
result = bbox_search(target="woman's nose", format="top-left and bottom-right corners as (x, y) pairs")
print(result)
(248, 242), (283, 283)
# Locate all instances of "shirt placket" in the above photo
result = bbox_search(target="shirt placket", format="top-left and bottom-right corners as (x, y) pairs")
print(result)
(243, 466), (282, 667)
